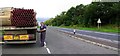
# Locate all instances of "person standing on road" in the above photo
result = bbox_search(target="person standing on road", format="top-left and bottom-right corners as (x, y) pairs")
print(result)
(38, 22), (47, 47)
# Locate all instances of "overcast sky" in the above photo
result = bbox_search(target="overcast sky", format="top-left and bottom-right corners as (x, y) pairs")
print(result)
(0, 0), (92, 18)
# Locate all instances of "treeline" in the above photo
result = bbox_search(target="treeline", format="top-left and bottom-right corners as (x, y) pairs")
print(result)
(45, 2), (120, 27)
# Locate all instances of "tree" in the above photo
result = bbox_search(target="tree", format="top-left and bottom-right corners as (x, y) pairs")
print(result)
(45, 2), (119, 28)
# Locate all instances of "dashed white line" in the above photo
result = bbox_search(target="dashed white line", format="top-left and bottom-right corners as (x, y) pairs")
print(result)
(46, 48), (51, 54)
(70, 35), (119, 51)
(44, 42), (51, 54)
(60, 30), (119, 51)
(44, 42), (47, 46)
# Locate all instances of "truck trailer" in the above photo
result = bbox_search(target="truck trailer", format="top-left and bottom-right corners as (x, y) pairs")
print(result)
(0, 7), (37, 44)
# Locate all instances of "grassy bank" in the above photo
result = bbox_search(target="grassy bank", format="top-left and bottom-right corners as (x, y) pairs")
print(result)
(59, 25), (118, 33)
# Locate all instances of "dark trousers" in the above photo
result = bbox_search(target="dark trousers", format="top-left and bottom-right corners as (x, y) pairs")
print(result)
(40, 32), (46, 46)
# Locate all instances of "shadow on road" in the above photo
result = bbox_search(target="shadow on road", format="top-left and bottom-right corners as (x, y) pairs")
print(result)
(2, 44), (39, 49)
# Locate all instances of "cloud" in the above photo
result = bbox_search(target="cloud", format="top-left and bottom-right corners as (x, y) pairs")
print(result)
(0, 0), (92, 18)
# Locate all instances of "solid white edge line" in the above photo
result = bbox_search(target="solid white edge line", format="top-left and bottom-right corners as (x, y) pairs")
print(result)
(61, 28), (118, 36)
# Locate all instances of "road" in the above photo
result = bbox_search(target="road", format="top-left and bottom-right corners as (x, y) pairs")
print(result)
(1, 27), (118, 54)
(59, 28), (119, 41)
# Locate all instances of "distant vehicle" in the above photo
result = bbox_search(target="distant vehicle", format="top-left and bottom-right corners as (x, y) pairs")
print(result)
(0, 7), (37, 44)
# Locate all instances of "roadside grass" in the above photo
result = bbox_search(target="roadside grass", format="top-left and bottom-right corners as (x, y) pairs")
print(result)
(59, 25), (118, 33)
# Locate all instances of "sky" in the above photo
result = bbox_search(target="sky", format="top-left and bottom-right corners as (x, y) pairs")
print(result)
(0, 0), (92, 21)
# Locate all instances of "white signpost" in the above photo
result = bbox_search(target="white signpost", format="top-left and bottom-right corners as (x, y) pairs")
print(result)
(97, 18), (101, 29)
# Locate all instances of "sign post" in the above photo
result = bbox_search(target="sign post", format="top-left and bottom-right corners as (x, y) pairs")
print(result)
(97, 18), (101, 29)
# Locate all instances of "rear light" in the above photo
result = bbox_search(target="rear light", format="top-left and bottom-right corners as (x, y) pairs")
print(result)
(28, 34), (34, 39)
(29, 35), (32, 39)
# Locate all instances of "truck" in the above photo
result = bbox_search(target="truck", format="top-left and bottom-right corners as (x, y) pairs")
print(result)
(0, 7), (37, 44)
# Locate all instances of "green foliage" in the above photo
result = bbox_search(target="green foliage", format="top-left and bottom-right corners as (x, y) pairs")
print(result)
(45, 2), (120, 28)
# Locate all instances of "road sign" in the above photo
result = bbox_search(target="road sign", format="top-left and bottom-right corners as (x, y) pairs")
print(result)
(97, 18), (101, 23)
(97, 18), (101, 29)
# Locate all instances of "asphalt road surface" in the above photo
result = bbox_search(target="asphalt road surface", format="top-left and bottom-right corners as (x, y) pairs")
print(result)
(59, 28), (119, 41)
(1, 27), (118, 54)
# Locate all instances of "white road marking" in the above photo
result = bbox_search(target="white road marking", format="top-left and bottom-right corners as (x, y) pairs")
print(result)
(62, 28), (118, 36)
(61, 30), (118, 43)
(44, 42), (46, 46)
(46, 48), (51, 54)
(75, 33), (118, 43)
(44, 42), (51, 54)
(59, 30), (119, 51)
